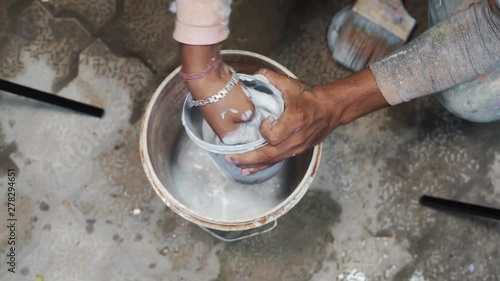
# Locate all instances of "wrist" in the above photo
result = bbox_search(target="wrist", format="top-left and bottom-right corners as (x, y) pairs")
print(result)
(185, 63), (233, 100)
(328, 68), (389, 125)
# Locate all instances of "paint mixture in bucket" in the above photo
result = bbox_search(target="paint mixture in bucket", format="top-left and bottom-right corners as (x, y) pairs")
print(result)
(171, 132), (297, 221)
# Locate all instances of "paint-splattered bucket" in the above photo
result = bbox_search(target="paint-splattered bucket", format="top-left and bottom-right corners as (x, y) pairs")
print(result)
(140, 50), (322, 238)
(181, 73), (286, 184)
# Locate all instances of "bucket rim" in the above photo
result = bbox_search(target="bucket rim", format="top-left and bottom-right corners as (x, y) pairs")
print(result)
(140, 50), (323, 231)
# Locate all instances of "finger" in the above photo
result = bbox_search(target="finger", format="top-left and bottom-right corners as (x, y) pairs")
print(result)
(227, 133), (304, 168)
(226, 144), (285, 167)
(241, 164), (272, 176)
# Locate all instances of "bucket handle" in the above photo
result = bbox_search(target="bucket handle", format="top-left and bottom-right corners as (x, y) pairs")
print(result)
(199, 220), (277, 242)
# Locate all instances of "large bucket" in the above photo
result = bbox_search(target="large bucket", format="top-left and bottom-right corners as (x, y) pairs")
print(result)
(140, 50), (322, 233)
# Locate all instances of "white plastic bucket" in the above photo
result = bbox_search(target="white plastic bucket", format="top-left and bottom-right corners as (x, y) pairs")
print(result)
(140, 50), (322, 233)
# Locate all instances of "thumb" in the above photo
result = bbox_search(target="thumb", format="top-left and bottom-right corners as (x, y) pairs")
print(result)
(254, 68), (290, 93)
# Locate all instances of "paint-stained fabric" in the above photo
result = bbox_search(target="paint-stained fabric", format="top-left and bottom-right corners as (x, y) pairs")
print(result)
(173, 0), (231, 45)
(370, 0), (500, 105)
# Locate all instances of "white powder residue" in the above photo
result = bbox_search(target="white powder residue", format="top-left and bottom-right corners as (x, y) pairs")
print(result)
(408, 269), (427, 281)
(338, 270), (367, 281)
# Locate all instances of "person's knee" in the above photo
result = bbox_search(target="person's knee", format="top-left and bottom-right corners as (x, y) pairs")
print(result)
(435, 87), (500, 123)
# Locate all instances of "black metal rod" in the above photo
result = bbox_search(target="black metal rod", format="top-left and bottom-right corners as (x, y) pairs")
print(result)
(420, 195), (500, 221)
(0, 79), (104, 118)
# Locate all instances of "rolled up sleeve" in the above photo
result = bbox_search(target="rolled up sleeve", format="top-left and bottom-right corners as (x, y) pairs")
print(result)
(173, 0), (231, 45)
(370, 0), (500, 105)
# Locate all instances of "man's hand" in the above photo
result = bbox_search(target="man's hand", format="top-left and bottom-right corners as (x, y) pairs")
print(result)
(225, 68), (389, 176)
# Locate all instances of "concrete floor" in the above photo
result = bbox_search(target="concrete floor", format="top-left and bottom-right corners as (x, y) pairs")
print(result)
(1, 0), (500, 280)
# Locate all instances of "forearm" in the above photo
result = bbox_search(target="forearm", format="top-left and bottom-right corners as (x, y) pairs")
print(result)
(370, 0), (500, 105)
(173, 0), (233, 100)
(181, 44), (230, 100)
(173, 1), (257, 139)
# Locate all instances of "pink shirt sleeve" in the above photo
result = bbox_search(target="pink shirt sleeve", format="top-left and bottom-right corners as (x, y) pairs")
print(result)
(173, 0), (231, 45)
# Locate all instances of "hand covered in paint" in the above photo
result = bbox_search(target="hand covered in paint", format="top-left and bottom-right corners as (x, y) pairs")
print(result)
(187, 63), (256, 140)
(225, 68), (389, 175)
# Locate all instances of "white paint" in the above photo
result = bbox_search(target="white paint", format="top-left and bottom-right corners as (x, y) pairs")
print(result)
(132, 208), (141, 215)
(220, 111), (226, 120)
(229, 108), (239, 114)
(171, 133), (290, 221)
(241, 109), (253, 121)
(221, 85), (282, 145)
(169, 1), (177, 13)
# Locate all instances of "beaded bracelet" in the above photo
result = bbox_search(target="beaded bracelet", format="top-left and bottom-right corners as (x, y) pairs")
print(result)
(180, 57), (222, 81)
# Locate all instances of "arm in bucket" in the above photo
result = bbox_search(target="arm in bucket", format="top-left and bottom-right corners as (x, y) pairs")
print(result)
(173, 0), (256, 140)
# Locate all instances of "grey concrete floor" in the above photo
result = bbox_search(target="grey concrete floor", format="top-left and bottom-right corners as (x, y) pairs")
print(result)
(1, 0), (500, 281)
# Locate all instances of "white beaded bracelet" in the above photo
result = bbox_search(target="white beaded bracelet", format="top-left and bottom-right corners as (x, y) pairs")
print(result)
(190, 67), (240, 107)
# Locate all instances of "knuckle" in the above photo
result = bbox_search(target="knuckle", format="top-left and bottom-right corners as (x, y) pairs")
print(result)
(267, 134), (281, 145)
(256, 68), (269, 76)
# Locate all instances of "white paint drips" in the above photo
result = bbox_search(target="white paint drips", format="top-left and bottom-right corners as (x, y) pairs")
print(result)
(169, 1), (177, 13)
(241, 109), (253, 121)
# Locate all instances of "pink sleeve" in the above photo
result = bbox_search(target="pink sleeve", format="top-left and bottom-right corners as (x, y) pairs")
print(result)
(173, 0), (231, 45)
